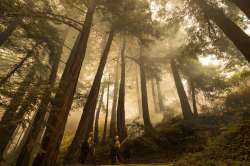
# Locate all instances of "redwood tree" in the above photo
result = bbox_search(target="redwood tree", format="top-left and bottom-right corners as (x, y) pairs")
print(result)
(193, 0), (250, 63)
(64, 30), (114, 164)
(156, 79), (165, 112)
(139, 45), (153, 132)
(136, 66), (143, 116)
(151, 79), (160, 113)
(94, 85), (105, 144)
(229, 0), (250, 19)
(109, 58), (119, 139)
(16, 45), (62, 166)
(116, 39), (127, 141)
(0, 63), (38, 159)
(170, 59), (193, 119)
(33, 0), (98, 165)
(190, 80), (198, 116)
(102, 78), (110, 144)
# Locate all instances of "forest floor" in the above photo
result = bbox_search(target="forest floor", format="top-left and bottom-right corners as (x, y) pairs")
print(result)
(95, 109), (249, 165)
(65, 108), (250, 166)
(69, 164), (174, 165)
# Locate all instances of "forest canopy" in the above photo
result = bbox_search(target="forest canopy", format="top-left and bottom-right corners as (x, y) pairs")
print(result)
(0, 0), (249, 165)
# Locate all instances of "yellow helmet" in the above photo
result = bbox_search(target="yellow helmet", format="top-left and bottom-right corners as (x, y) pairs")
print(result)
(115, 135), (119, 140)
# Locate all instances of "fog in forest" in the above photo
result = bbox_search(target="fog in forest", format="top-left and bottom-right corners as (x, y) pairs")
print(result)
(0, 0), (250, 165)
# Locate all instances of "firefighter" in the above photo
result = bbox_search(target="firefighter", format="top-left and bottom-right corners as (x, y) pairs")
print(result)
(87, 132), (96, 164)
(111, 135), (122, 164)
(80, 132), (96, 164)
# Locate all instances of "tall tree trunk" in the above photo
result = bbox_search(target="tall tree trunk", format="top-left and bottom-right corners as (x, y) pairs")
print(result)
(0, 42), (40, 87)
(64, 30), (114, 164)
(33, 1), (97, 165)
(190, 80), (198, 116)
(13, 117), (34, 160)
(102, 79), (110, 144)
(139, 46), (153, 132)
(194, 0), (250, 63)
(1, 80), (39, 163)
(156, 79), (164, 112)
(15, 47), (61, 166)
(151, 79), (159, 113)
(109, 59), (119, 139)
(7, 80), (40, 155)
(229, 0), (250, 20)
(94, 85), (105, 144)
(0, 65), (37, 159)
(0, 19), (21, 46)
(170, 60), (193, 119)
(136, 66), (143, 116)
(116, 39), (127, 141)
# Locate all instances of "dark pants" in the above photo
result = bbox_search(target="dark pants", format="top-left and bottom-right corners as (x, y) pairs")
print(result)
(80, 144), (88, 164)
(80, 144), (96, 165)
(111, 147), (122, 165)
(89, 147), (96, 164)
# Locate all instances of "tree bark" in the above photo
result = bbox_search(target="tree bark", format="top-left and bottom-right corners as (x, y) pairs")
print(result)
(94, 85), (105, 144)
(64, 30), (114, 164)
(229, 0), (250, 20)
(139, 46), (153, 133)
(102, 79), (110, 144)
(33, 1), (97, 165)
(151, 79), (160, 113)
(194, 0), (250, 63)
(33, 32), (81, 166)
(8, 79), (40, 150)
(0, 65), (37, 159)
(15, 47), (61, 166)
(13, 118), (34, 161)
(109, 58), (119, 139)
(0, 42), (40, 87)
(0, 19), (21, 46)
(136, 66), (143, 116)
(190, 80), (198, 116)
(170, 60), (193, 119)
(116, 38), (127, 141)
(156, 79), (164, 112)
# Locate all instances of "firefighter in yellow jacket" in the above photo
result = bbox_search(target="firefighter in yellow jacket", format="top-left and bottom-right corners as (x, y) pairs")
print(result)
(87, 132), (95, 152)
(110, 135), (122, 164)
(80, 132), (96, 164)
(87, 132), (96, 164)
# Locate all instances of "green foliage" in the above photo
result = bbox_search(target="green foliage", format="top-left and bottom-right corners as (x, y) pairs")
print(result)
(0, 0), (249, 165)
(100, 0), (160, 40)
(224, 84), (250, 110)
(226, 69), (250, 85)
(178, 57), (228, 100)
(176, 110), (250, 165)
(125, 113), (225, 163)
(170, 0), (250, 69)
(124, 108), (250, 165)
(144, 57), (163, 81)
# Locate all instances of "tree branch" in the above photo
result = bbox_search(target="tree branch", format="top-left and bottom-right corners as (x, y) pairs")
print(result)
(5, 11), (83, 31)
